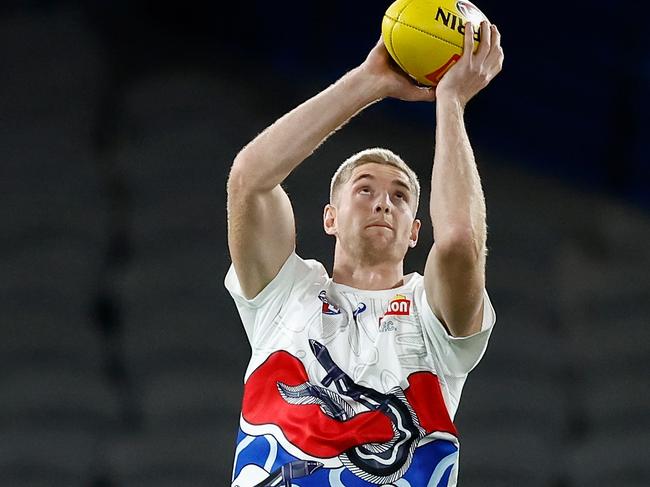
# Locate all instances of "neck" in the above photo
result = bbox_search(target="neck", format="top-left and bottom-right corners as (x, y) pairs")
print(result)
(332, 244), (405, 290)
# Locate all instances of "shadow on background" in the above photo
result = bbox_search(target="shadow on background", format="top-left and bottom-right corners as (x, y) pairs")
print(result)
(1, 1), (649, 486)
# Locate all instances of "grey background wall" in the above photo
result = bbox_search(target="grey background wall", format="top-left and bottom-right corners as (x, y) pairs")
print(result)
(1, 1), (649, 486)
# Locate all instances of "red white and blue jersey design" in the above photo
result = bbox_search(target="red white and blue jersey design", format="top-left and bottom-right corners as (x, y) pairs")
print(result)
(224, 252), (496, 487)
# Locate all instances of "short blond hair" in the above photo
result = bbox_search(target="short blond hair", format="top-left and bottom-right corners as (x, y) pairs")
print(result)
(330, 148), (420, 214)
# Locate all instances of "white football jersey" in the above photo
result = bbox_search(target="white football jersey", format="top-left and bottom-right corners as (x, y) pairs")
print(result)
(225, 251), (496, 487)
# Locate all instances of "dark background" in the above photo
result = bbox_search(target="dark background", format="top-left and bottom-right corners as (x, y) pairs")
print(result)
(1, 1), (649, 486)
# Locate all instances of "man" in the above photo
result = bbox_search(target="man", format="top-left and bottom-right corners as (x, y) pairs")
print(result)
(225, 20), (503, 487)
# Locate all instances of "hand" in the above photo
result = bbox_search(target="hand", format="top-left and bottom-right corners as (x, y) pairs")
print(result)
(358, 37), (437, 103)
(435, 21), (504, 107)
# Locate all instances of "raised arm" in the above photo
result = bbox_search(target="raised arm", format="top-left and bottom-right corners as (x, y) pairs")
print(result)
(424, 21), (504, 337)
(227, 39), (436, 299)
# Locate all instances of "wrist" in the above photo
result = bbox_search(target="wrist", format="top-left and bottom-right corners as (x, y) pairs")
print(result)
(344, 65), (389, 104)
(435, 90), (467, 112)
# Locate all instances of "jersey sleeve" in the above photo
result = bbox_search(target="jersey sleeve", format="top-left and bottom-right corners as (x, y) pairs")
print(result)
(224, 251), (323, 348)
(415, 282), (497, 378)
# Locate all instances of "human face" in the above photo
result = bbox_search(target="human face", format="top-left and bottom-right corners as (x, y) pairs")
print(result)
(324, 163), (421, 263)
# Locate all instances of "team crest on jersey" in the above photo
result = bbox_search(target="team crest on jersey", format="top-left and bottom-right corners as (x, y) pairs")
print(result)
(385, 294), (411, 316)
(318, 290), (341, 315)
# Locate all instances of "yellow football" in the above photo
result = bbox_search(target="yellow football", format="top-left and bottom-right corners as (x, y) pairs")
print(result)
(382, 0), (489, 86)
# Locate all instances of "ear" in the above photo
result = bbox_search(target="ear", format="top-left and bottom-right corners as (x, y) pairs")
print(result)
(409, 219), (421, 248)
(323, 204), (337, 236)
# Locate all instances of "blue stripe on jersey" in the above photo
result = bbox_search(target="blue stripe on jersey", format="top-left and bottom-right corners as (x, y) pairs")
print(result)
(233, 428), (458, 486)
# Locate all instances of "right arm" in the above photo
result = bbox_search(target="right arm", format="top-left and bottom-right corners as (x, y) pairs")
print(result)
(227, 40), (436, 299)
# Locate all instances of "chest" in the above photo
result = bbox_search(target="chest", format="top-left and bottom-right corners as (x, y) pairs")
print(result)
(278, 286), (433, 390)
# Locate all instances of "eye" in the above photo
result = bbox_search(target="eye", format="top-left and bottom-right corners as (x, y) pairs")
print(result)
(359, 186), (371, 194)
(395, 191), (406, 199)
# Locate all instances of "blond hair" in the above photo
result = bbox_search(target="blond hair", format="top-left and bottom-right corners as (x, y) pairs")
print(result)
(330, 148), (420, 214)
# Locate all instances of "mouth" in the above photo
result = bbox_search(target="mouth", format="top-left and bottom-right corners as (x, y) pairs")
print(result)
(366, 223), (393, 230)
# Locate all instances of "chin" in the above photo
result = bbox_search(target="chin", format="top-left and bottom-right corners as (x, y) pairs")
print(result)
(358, 239), (401, 261)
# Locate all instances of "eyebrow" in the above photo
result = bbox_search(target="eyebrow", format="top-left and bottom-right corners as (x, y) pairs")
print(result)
(351, 173), (412, 193)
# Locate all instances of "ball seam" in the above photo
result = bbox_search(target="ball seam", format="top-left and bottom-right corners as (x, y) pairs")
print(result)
(384, 13), (464, 50)
(388, 0), (419, 75)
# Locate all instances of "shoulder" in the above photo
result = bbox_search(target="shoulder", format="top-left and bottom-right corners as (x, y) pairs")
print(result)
(225, 251), (330, 307)
(403, 270), (425, 292)
(294, 253), (329, 276)
(286, 253), (330, 290)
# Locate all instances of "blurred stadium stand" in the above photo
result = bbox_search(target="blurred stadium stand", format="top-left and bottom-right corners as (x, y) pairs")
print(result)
(1, 1), (649, 486)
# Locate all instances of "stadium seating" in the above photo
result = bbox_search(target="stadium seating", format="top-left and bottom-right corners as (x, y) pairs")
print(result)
(1, 4), (649, 487)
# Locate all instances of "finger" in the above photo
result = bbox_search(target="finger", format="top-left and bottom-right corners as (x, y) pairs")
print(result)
(485, 24), (504, 71)
(474, 20), (491, 61)
(462, 22), (474, 60)
(490, 23), (501, 51)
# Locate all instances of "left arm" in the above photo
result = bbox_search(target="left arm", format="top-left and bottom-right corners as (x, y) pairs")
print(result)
(424, 21), (504, 337)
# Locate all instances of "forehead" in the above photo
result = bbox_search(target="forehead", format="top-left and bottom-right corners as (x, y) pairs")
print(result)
(348, 163), (411, 188)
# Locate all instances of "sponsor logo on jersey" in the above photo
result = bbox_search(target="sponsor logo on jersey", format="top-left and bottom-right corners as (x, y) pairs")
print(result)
(352, 302), (366, 318)
(385, 294), (411, 316)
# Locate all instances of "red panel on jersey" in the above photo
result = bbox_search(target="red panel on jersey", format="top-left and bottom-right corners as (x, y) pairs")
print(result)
(242, 351), (394, 457)
(242, 350), (458, 458)
(403, 371), (458, 437)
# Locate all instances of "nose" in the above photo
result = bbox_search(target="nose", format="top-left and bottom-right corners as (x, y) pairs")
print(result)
(374, 192), (391, 214)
